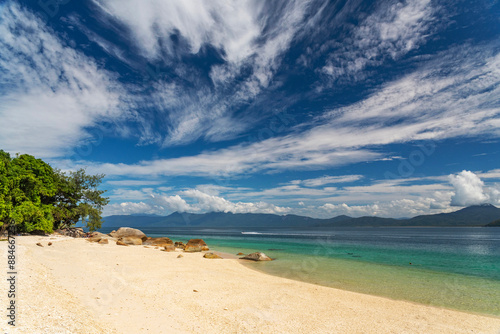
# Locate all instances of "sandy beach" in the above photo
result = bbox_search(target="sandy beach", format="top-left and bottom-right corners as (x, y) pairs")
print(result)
(2, 235), (500, 334)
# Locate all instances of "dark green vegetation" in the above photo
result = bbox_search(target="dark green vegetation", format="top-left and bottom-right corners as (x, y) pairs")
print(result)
(0, 150), (109, 233)
(102, 204), (500, 229)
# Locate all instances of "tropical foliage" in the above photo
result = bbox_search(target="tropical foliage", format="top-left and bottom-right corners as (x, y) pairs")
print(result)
(0, 150), (109, 233)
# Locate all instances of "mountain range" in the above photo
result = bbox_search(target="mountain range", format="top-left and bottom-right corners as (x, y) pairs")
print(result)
(102, 204), (500, 229)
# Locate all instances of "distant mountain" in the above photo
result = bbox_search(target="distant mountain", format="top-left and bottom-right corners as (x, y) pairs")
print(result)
(485, 218), (500, 227)
(103, 212), (332, 229)
(101, 204), (500, 230)
(406, 204), (500, 227)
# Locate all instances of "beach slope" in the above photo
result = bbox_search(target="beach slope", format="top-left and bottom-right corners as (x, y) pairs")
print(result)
(2, 236), (500, 333)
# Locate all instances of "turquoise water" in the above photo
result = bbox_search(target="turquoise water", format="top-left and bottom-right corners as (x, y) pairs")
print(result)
(100, 226), (500, 316)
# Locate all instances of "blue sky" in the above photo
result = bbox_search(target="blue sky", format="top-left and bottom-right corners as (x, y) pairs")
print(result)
(1, 0), (499, 218)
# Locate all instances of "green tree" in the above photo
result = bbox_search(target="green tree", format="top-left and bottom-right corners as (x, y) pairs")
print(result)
(0, 151), (57, 233)
(0, 151), (12, 232)
(0, 150), (109, 233)
(52, 169), (109, 231)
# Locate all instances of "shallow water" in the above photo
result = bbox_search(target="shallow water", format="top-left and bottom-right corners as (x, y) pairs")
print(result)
(100, 226), (500, 316)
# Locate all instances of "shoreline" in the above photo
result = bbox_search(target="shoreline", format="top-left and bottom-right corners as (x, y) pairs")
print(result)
(2, 235), (500, 333)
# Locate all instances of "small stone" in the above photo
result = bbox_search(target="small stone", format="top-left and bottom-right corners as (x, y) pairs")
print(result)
(177, 254), (183, 258)
(203, 252), (222, 259)
(193, 290), (198, 292)
(174, 241), (186, 249)
(162, 244), (175, 252)
(237, 252), (244, 255)
(36, 243), (43, 247)
(116, 240), (129, 246)
(224, 308), (228, 311)
(48, 242), (52, 246)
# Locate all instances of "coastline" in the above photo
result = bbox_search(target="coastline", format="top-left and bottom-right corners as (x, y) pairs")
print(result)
(2, 235), (500, 333)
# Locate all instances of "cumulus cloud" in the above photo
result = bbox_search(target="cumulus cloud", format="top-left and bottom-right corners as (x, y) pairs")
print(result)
(104, 202), (162, 216)
(316, 196), (454, 219)
(151, 194), (193, 213)
(178, 189), (290, 214)
(105, 189), (290, 216)
(449, 170), (500, 206)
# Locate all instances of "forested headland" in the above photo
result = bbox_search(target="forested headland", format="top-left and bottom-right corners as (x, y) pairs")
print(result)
(0, 150), (108, 234)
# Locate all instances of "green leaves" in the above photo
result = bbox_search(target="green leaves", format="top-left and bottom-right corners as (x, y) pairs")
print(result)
(0, 150), (109, 233)
(52, 169), (109, 231)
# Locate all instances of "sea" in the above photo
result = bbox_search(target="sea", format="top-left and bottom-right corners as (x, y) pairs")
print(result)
(99, 226), (500, 317)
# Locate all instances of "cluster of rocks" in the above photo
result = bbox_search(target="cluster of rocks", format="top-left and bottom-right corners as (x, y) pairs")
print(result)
(63, 226), (274, 261)
(54, 228), (86, 238)
(84, 227), (213, 254)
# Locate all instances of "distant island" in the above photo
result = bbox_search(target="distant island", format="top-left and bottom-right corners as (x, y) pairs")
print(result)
(102, 204), (500, 229)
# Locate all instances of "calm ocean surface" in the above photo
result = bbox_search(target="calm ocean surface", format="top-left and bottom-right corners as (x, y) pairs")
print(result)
(100, 226), (500, 316)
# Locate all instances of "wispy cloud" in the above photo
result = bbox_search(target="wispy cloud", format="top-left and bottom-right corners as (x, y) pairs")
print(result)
(322, 0), (439, 82)
(87, 0), (314, 147)
(0, 3), (129, 158)
(92, 0), (263, 63)
(106, 180), (165, 186)
(291, 175), (364, 187)
(63, 37), (499, 178)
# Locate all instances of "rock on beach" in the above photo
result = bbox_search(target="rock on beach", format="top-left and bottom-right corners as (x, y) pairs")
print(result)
(143, 237), (173, 247)
(110, 227), (147, 241)
(239, 252), (273, 261)
(184, 239), (209, 252)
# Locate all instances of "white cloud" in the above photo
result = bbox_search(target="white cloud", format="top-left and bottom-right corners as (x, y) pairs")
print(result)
(104, 202), (161, 216)
(151, 194), (193, 213)
(76, 143), (379, 177)
(178, 189), (290, 214)
(293, 175), (364, 187)
(0, 3), (128, 158)
(106, 180), (164, 186)
(92, 0), (262, 63)
(102, 169), (500, 218)
(477, 169), (500, 180)
(90, 0), (313, 147)
(316, 196), (455, 219)
(107, 189), (290, 216)
(68, 41), (500, 178)
(449, 170), (499, 206)
(108, 188), (153, 201)
(328, 47), (500, 129)
(323, 0), (438, 81)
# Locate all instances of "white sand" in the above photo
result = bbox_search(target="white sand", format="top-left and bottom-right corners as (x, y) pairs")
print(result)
(2, 235), (500, 333)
